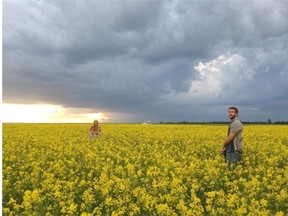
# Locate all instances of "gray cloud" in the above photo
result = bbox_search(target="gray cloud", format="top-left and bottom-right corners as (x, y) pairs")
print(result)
(3, 0), (288, 122)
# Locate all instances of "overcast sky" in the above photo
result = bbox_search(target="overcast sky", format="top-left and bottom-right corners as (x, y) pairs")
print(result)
(3, 0), (288, 123)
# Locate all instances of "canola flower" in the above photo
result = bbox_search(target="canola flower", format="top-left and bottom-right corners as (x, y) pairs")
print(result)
(2, 123), (288, 215)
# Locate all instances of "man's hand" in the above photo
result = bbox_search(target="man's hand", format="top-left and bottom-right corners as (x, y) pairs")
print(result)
(221, 147), (227, 154)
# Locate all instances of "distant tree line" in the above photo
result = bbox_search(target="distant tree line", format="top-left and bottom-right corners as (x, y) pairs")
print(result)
(159, 121), (288, 125)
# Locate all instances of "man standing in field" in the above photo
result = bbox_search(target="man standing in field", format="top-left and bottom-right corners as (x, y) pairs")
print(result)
(221, 106), (243, 165)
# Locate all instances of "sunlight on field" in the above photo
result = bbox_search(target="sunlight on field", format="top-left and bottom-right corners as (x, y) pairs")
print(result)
(2, 124), (288, 215)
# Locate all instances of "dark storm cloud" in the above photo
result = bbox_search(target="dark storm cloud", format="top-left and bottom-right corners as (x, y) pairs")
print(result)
(3, 0), (288, 122)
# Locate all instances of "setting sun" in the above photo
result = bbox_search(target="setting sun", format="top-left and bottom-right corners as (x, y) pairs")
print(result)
(2, 103), (107, 123)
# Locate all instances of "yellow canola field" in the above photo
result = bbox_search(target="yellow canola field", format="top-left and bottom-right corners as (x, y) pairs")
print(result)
(2, 123), (288, 215)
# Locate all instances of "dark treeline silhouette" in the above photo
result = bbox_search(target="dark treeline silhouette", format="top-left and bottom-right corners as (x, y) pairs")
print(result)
(159, 121), (288, 125)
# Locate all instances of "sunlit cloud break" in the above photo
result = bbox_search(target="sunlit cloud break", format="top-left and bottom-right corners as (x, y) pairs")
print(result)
(2, 103), (107, 123)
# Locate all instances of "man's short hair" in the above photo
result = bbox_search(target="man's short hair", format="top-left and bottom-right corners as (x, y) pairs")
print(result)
(228, 106), (239, 114)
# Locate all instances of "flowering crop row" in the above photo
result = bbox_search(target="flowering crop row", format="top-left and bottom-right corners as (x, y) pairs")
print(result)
(2, 123), (288, 215)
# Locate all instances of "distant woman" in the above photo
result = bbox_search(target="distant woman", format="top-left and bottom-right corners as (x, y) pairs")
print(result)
(88, 120), (101, 138)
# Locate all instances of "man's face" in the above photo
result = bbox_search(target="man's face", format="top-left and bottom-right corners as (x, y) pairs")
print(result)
(228, 109), (237, 120)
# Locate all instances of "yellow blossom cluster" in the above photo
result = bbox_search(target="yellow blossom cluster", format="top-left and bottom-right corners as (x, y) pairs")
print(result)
(2, 123), (288, 215)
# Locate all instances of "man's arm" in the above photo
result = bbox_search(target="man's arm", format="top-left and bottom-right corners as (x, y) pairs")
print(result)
(222, 132), (237, 148)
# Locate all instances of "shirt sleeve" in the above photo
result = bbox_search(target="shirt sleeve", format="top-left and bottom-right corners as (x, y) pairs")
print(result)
(230, 120), (242, 134)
